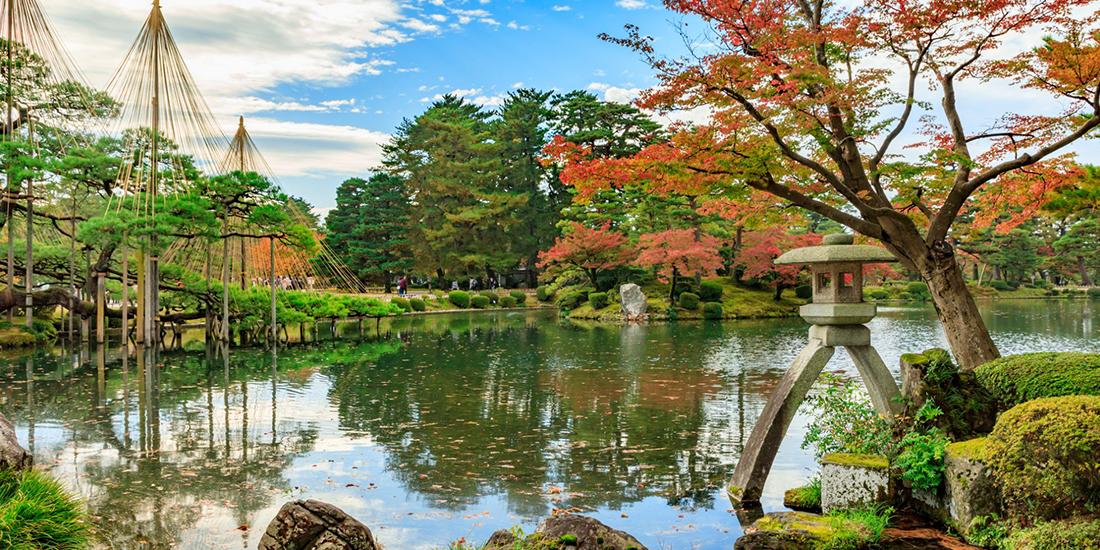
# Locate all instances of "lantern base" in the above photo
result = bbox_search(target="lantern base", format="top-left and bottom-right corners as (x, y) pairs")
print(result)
(800, 303), (876, 325)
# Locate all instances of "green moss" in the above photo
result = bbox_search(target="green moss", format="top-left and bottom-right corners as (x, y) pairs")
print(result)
(752, 507), (892, 550)
(985, 395), (1100, 521)
(946, 437), (989, 461)
(558, 535), (577, 546)
(0, 469), (91, 550)
(1004, 517), (1100, 550)
(975, 352), (1100, 406)
(822, 453), (889, 469)
(0, 328), (37, 349)
(784, 479), (822, 511)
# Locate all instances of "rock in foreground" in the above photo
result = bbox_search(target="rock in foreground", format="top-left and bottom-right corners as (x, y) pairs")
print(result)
(0, 412), (32, 471)
(259, 500), (377, 550)
(485, 514), (647, 550)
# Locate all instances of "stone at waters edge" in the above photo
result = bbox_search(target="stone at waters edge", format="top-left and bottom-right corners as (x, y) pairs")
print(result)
(821, 453), (891, 514)
(619, 284), (647, 318)
(0, 411), (32, 471)
(484, 515), (648, 550)
(259, 500), (378, 550)
(734, 512), (828, 550)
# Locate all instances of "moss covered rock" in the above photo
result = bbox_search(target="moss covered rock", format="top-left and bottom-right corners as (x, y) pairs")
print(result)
(985, 395), (1100, 521)
(784, 482), (822, 512)
(485, 515), (647, 550)
(975, 352), (1100, 407)
(1004, 517), (1100, 550)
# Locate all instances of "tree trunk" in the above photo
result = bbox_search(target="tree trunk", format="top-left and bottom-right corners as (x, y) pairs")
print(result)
(668, 268), (679, 303)
(1077, 256), (1095, 287)
(384, 270), (392, 294)
(586, 268), (599, 290)
(774, 284), (784, 301)
(917, 250), (1000, 370)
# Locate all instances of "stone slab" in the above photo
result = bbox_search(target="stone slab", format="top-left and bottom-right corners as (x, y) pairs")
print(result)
(821, 453), (891, 513)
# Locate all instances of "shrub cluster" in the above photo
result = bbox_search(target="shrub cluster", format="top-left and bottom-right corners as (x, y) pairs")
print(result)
(1089, 288), (1100, 298)
(679, 292), (700, 310)
(449, 291), (471, 309)
(974, 352), (1100, 406)
(984, 395), (1100, 521)
(795, 285), (813, 299)
(509, 290), (527, 304)
(470, 296), (491, 309)
(589, 292), (610, 310)
(907, 281), (930, 300)
(409, 298), (427, 312)
(391, 297), (412, 312)
(699, 280), (724, 302)
(556, 291), (587, 310)
(537, 286), (555, 302)
(500, 296), (518, 308)
(480, 291), (499, 305)
(1003, 518), (1100, 550)
(992, 280), (1011, 291)
(703, 302), (724, 319)
(869, 289), (890, 300)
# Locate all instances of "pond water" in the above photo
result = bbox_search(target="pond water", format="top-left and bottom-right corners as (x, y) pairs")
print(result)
(1, 299), (1096, 550)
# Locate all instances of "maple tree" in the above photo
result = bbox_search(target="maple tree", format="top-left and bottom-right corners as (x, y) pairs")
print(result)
(537, 222), (634, 289)
(739, 231), (821, 300)
(546, 0), (1100, 369)
(634, 228), (724, 301)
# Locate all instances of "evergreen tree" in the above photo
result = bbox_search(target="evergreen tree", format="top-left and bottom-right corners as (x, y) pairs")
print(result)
(1055, 216), (1100, 286)
(325, 175), (413, 291)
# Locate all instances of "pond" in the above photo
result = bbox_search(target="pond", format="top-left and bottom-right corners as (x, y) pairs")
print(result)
(1, 299), (1096, 550)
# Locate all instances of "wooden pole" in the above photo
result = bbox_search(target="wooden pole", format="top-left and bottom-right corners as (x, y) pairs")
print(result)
(24, 122), (34, 328)
(136, 249), (145, 344)
(81, 249), (90, 343)
(222, 218), (230, 342)
(122, 242), (129, 348)
(270, 237), (276, 349)
(4, 0), (14, 325)
(96, 272), (105, 345)
(241, 238), (248, 291)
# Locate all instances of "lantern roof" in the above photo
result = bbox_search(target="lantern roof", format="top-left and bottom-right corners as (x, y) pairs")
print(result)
(775, 234), (898, 266)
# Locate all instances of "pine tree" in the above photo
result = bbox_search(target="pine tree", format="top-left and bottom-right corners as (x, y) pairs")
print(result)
(325, 175), (413, 291)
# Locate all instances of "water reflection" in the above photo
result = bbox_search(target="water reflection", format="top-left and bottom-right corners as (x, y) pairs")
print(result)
(0, 300), (1095, 550)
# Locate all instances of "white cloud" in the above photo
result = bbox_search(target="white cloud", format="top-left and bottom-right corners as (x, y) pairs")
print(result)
(552, 5), (572, 11)
(512, 82), (524, 88)
(616, 0), (648, 8)
(587, 82), (611, 92)
(239, 118), (390, 179)
(506, 21), (531, 30)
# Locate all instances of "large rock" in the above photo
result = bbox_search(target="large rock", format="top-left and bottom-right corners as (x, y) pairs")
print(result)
(619, 284), (647, 318)
(0, 412), (32, 471)
(734, 512), (827, 550)
(821, 453), (890, 513)
(259, 500), (377, 550)
(484, 515), (647, 550)
(944, 439), (1001, 541)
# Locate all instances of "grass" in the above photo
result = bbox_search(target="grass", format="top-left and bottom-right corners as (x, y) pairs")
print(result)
(784, 478), (823, 511)
(0, 469), (92, 550)
(823, 505), (893, 550)
(566, 278), (804, 321)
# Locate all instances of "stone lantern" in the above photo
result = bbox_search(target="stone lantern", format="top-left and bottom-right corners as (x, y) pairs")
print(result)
(728, 233), (904, 504)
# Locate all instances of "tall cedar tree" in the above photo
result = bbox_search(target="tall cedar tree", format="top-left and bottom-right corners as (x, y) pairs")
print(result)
(383, 95), (524, 281)
(325, 175), (413, 292)
(550, 0), (1100, 369)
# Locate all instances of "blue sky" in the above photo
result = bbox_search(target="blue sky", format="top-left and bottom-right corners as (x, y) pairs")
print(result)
(46, 0), (694, 213)
(43, 0), (1100, 215)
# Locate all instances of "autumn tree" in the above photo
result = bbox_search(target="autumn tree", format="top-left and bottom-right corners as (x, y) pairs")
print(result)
(739, 231), (821, 300)
(556, 0), (1100, 369)
(634, 228), (724, 301)
(537, 222), (633, 289)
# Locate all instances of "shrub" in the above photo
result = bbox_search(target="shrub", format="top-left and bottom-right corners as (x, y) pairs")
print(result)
(1004, 518), (1100, 550)
(500, 296), (517, 308)
(803, 373), (892, 461)
(703, 302), (724, 320)
(1032, 279), (1050, 289)
(509, 290), (527, 304)
(449, 291), (471, 309)
(795, 285), (813, 299)
(907, 281), (929, 300)
(679, 292), (700, 310)
(895, 428), (950, 490)
(699, 280), (724, 302)
(985, 395), (1100, 521)
(471, 296), (491, 309)
(673, 280), (697, 300)
(897, 291), (912, 301)
(870, 289), (890, 300)
(589, 292), (610, 310)
(537, 286), (555, 302)
(0, 469), (91, 550)
(557, 291), (587, 310)
(975, 352), (1100, 406)
(992, 280), (1011, 291)
(480, 291), (499, 305)
(409, 298), (427, 312)
(1089, 288), (1100, 298)
(391, 297), (412, 312)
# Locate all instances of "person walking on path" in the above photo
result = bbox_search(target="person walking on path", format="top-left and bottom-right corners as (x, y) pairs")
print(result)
(452, 280), (460, 291)
(398, 276), (408, 297)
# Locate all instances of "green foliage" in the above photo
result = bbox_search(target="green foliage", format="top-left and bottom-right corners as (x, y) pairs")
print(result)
(699, 280), (724, 302)
(509, 290), (528, 304)
(895, 427), (949, 490)
(784, 478), (822, 511)
(449, 291), (471, 309)
(391, 297), (412, 312)
(1003, 517), (1100, 550)
(906, 282), (929, 300)
(479, 291), (499, 305)
(470, 296), (491, 309)
(905, 349), (998, 439)
(897, 291), (912, 300)
(703, 302), (724, 319)
(589, 292), (610, 310)
(795, 285), (813, 299)
(537, 286), (555, 302)
(324, 174), (413, 288)
(556, 291), (587, 310)
(966, 514), (1011, 549)
(26, 320), (58, 341)
(803, 374), (892, 461)
(409, 298), (427, 312)
(992, 280), (1011, 291)
(1089, 288), (1100, 298)
(500, 296), (518, 308)
(975, 352), (1100, 406)
(985, 396), (1100, 521)
(823, 505), (893, 550)
(869, 289), (890, 300)
(678, 292), (700, 310)
(0, 469), (91, 550)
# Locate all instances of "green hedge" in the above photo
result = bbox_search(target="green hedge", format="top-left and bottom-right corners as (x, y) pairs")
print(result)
(985, 395), (1100, 521)
(449, 291), (471, 309)
(699, 281), (724, 302)
(679, 292), (700, 310)
(409, 298), (427, 312)
(500, 296), (518, 308)
(1088, 288), (1100, 298)
(589, 292), (610, 310)
(391, 297), (412, 312)
(870, 289), (890, 300)
(480, 291), (499, 305)
(992, 280), (1011, 291)
(537, 286), (555, 302)
(509, 290), (527, 304)
(975, 352), (1100, 406)
(795, 285), (813, 299)
(0, 469), (91, 550)
(557, 291), (587, 310)
(471, 296), (491, 309)
(703, 302), (724, 319)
